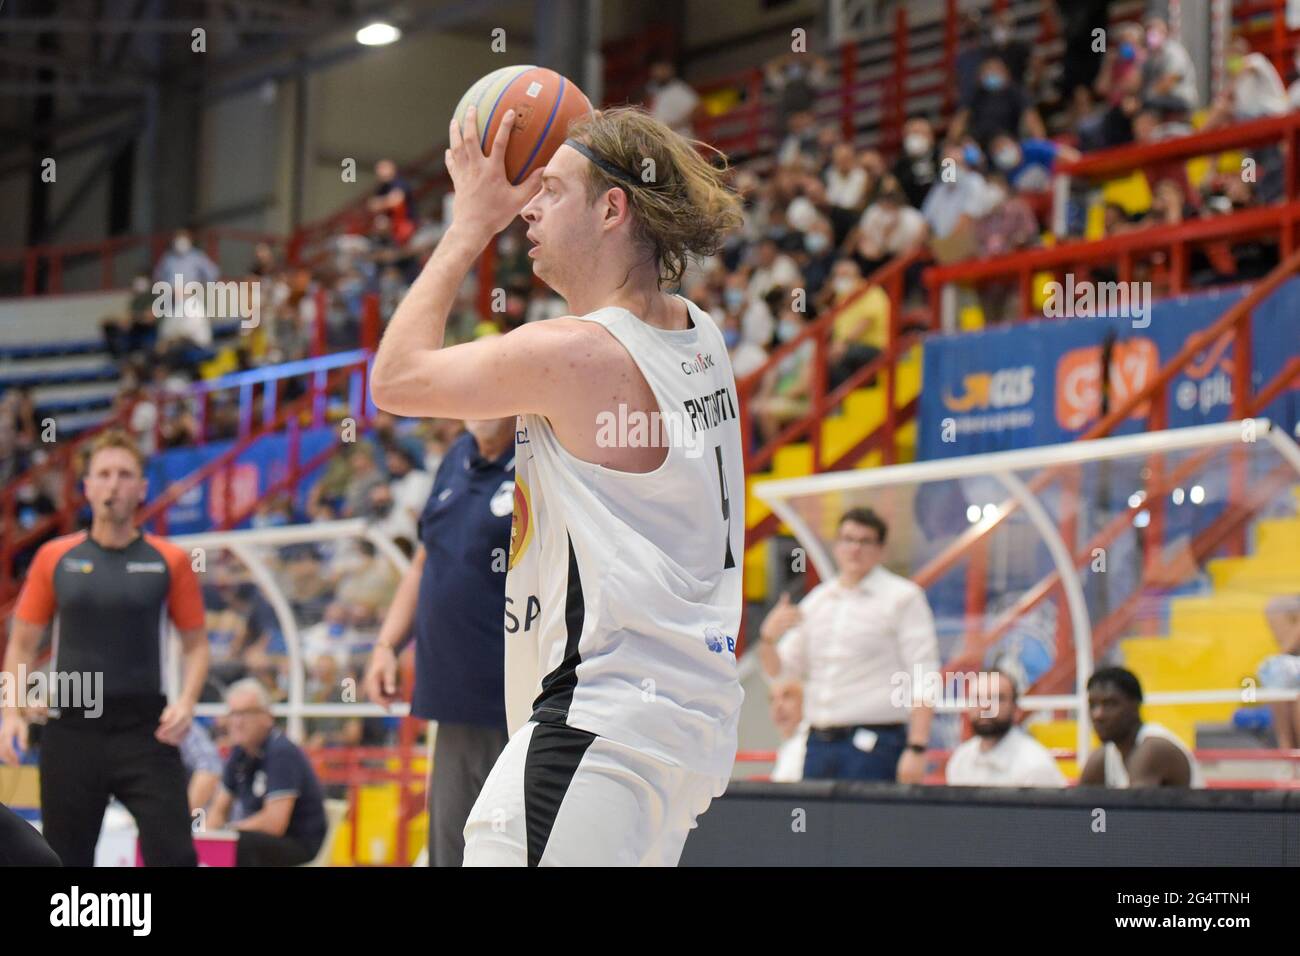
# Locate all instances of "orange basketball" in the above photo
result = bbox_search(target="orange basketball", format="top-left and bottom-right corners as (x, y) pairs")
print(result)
(453, 66), (593, 185)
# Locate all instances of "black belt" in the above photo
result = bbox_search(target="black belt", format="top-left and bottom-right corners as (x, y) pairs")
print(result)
(808, 722), (905, 742)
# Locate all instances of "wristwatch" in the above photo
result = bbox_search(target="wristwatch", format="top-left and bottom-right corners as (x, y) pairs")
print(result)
(905, 743), (926, 755)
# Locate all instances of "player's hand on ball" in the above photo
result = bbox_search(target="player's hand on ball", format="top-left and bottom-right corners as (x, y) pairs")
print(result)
(446, 105), (544, 239)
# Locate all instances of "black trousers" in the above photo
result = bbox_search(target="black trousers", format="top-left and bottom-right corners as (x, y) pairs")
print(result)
(236, 830), (318, 867)
(0, 801), (61, 866)
(38, 717), (197, 867)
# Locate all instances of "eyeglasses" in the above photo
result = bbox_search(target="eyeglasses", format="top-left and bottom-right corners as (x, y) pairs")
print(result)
(836, 534), (881, 547)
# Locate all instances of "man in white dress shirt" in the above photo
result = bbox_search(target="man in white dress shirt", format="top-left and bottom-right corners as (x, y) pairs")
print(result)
(945, 669), (1066, 788)
(759, 508), (939, 783)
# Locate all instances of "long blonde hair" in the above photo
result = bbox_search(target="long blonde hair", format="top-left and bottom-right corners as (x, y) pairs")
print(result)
(566, 106), (743, 287)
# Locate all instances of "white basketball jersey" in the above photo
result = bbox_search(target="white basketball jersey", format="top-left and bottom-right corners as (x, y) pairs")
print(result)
(503, 297), (746, 778)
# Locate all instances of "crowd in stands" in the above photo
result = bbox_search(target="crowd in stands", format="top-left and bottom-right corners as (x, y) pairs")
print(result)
(4, 7), (1299, 758)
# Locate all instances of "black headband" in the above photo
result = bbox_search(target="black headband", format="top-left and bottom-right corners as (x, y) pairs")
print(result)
(564, 137), (641, 187)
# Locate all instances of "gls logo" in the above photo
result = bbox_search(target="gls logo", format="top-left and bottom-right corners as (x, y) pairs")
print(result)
(704, 625), (735, 655)
(681, 352), (715, 375)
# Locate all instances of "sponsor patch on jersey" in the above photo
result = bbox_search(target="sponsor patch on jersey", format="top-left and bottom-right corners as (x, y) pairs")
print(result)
(252, 770), (267, 799)
(704, 625), (736, 655)
(508, 476), (535, 570)
(61, 558), (94, 574)
(125, 561), (166, 573)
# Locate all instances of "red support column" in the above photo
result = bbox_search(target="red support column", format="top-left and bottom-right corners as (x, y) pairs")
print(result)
(840, 42), (857, 141)
(360, 292), (380, 353)
(890, 8), (909, 159)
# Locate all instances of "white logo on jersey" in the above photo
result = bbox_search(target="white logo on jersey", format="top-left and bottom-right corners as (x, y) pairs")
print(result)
(489, 481), (514, 517)
(125, 561), (165, 573)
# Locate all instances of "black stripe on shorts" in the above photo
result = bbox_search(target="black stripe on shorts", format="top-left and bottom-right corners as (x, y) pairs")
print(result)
(522, 722), (596, 867)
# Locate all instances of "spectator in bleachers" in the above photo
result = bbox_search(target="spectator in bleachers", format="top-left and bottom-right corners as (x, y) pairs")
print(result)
(1207, 37), (1288, 125)
(892, 117), (941, 209)
(798, 216), (837, 298)
(646, 59), (700, 137)
(921, 143), (992, 245)
(988, 132), (1080, 194)
(1139, 15), (1199, 115)
(1259, 595), (1300, 750)
(1053, 0), (1112, 108)
(776, 109), (822, 170)
(764, 51), (830, 134)
(951, 56), (1046, 152)
(367, 159), (417, 245)
(153, 227), (219, 291)
(178, 720), (224, 815)
(209, 678), (328, 866)
(723, 310), (768, 379)
(1078, 667), (1204, 788)
(821, 258), (887, 391)
(340, 444), (387, 520)
(945, 669), (1066, 788)
(768, 679), (807, 783)
(334, 539), (401, 621)
(102, 274), (160, 362)
(758, 507), (939, 783)
(846, 182), (927, 276)
(249, 242), (277, 278)
(747, 236), (802, 301)
(824, 142), (870, 244)
(1289, 48), (1300, 109)
(954, 10), (988, 110)
(980, 7), (1035, 94)
(305, 654), (363, 750)
(974, 170), (1040, 321)
(748, 298), (814, 443)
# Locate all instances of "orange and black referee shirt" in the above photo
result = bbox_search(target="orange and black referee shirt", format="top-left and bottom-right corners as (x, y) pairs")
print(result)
(14, 531), (206, 700)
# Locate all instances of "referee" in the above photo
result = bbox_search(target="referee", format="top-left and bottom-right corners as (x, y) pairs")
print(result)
(363, 417), (514, 866)
(0, 429), (210, 866)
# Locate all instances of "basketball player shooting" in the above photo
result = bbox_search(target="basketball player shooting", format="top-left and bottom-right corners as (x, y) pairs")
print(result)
(369, 103), (746, 865)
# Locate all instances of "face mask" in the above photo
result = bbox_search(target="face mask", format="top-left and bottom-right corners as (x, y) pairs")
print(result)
(1119, 42), (1135, 61)
(133, 277), (149, 293)
(173, 237), (192, 254)
(777, 319), (801, 343)
(723, 288), (745, 310)
(723, 328), (741, 349)
(785, 62), (805, 80)
(1147, 29), (1164, 49)
(903, 133), (930, 158)
(499, 236), (519, 255)
(991, 25), (1010, 45)
(832, 277), (857, 297)
(982, 73), (1006, 92)
(994, 147), (1019, 170)
(985, 185), (1007, 206)
(804, 232), (829, 254)
(962, 144), (983, 168)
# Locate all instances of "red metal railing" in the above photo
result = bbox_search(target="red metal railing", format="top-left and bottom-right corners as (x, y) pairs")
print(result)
(910, 246), (1300, 695)
(134, 354), (374, 534)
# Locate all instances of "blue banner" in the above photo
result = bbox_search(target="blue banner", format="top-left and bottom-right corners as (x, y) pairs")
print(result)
(918, 279), (1300, 459)
(145, 426), (337, 534)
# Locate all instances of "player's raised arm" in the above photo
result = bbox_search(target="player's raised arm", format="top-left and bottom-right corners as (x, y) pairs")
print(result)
(370, 104), (551, 420)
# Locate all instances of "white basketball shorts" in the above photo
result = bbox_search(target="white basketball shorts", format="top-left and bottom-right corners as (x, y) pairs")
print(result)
(462, 720), (727, 866)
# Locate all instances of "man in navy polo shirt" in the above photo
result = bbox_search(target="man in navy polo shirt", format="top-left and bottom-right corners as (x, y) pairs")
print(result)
(208, 679), (327, 866)
(363, 417), (514, 867)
